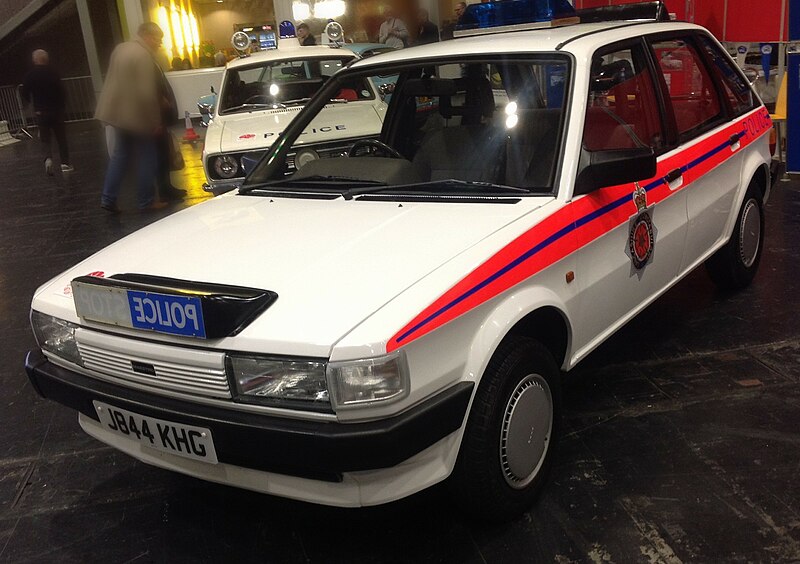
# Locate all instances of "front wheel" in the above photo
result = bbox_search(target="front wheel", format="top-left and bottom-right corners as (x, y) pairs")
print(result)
(448, 337), (561, 522)
(705, 183), (765, 291)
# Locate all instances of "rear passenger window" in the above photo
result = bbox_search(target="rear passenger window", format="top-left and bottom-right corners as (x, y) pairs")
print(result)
(651, 38), (723, 139)
(583, 46), (664, 152)
(697, 35), (758, 116)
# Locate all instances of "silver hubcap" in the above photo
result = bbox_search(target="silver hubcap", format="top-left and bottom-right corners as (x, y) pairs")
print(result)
(739, 198), (761, 268)
(499, 374), (553, 489)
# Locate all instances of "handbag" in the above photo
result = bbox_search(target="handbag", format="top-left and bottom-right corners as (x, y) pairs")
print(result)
(168, 132), (185, 171)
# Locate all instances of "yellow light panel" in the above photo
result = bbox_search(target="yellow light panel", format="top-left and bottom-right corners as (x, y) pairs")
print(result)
(157, 6), (173, 60)
(190, 13), (200, 52)
(171, 7), (184, 52)
(181, 9), (193, 50)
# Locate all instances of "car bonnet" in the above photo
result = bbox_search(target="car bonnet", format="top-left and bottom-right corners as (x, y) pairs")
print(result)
(33, 193), (551, 357)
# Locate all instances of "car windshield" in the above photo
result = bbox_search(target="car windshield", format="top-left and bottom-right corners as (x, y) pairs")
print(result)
(219, 56), (375, 114)
(243, 56), (570, 196)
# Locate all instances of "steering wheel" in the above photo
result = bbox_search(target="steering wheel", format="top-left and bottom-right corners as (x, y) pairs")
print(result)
(244, 94), (270, 104)
(348, 139), (403, 159)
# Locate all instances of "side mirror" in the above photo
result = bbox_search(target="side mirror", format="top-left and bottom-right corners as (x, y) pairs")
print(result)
(574, 147), (657, 196)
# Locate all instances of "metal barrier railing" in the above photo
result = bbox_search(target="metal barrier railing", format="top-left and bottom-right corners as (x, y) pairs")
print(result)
(0, 76), (97, 131)
(0, 84), (28, 133)
(62, 76), (96, 122)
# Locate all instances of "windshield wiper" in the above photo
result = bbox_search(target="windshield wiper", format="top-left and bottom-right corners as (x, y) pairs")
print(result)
(280, 97), (312, 106)
(342, 179), (531, 200)
(240, 175), (386, 194)
(222, 103), (274, 114)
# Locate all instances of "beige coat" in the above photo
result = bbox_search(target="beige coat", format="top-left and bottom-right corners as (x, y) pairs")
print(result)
(95, 40), (161, 134)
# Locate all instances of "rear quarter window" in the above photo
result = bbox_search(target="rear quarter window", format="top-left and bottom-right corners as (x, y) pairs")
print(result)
(697, 34), (759, 117)
(651, 38), (723, 140)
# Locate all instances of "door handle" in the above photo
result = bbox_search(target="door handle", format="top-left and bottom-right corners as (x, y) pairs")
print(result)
(729, 132), (744, 146)
(664, 168), (682, 184)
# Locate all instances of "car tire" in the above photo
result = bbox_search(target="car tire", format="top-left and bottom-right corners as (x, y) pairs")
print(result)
(448, 336), (561, 522)
(705, 183), (765, 291)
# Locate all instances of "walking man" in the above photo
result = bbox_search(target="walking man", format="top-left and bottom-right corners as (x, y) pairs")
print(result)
(21, 49), (72, 175)
(95, 22), (168, 212)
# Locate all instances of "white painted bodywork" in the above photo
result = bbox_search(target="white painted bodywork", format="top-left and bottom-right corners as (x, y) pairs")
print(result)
(30, 21), (772, 507)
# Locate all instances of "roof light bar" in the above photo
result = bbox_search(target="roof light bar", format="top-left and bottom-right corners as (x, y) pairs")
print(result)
(454, 0), (577, 37)
(453, 0), (670, 38)
(576, 1), (670, 24)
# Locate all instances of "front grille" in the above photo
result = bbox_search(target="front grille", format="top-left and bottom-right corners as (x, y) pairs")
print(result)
(75, 330), (231, 399)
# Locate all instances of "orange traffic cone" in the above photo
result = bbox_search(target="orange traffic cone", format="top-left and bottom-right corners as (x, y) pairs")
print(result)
(182, 111), (200, 142)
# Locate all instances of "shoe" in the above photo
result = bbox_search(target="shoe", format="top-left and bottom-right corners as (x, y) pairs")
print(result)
(61, 164), (74, 173)
(45, 158), (53, 176)
(101, 202), (120, 213)
(160, 187), (186, 201)
(139, 201), (169, 212)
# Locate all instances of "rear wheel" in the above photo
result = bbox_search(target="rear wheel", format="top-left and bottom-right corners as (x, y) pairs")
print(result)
(448, 337), (561, 522)
(705, 183), (764, 291)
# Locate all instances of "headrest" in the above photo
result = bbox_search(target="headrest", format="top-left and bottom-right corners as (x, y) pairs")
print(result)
(440, 77), (495, 122)
(591, 59), (634, 92)
(402, 78), (457, 97)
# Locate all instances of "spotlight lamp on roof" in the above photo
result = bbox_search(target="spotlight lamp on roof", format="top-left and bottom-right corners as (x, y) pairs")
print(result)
(324, 20), (344, 47)
(231, 31), (251, 56)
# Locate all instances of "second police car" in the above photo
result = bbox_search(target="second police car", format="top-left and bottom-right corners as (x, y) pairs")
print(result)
(26, 1), (773, 521)
(202, 24), (392, 193)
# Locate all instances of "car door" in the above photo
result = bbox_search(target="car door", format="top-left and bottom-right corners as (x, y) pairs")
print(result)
(570, 39), (689, 359)
(648, 33), (746, 273)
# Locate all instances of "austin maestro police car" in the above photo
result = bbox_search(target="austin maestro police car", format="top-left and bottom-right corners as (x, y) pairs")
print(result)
(26, 2), (773, 521)
(202, 34), (391, 193)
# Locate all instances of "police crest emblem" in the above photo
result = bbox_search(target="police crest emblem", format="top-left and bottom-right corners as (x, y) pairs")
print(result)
(628, 183), (655, 270)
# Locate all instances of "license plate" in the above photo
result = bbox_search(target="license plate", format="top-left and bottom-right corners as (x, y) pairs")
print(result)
(92, 401), (218, 463)
(73, 281), (206, 338)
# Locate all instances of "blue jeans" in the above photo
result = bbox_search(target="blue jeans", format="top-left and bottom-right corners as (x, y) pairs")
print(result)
(101, 128), (158, 209)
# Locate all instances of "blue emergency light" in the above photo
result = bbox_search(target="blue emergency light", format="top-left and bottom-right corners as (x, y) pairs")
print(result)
(279, 20), (297, 39)
(455, 0), (577, 34)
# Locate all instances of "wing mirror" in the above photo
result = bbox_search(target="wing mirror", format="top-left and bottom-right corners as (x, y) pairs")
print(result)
(574, 147), (657, 196)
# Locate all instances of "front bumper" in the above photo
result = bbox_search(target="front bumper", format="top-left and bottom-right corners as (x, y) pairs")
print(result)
(25, 350), (472, 482)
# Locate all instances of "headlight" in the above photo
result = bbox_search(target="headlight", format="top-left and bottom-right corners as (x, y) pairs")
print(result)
(228, 355), (329, 406)
(212, 155), (241, 179)
(327, 351), (409, 409)
(30, 310), (81, 366)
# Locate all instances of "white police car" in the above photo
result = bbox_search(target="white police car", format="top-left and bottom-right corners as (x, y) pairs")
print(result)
(26, 1), (773, 521)
(202, 26), (390, 193)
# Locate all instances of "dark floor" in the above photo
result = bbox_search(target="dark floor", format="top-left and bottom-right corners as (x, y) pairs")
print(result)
(2, 122), (800, 563)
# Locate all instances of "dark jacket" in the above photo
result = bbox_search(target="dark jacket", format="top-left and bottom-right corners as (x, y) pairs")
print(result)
(21, 65), (65, 113)
(301, 35), (317, 46)
(157, 64), (179, 126)
(416, 21), (440, 45)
